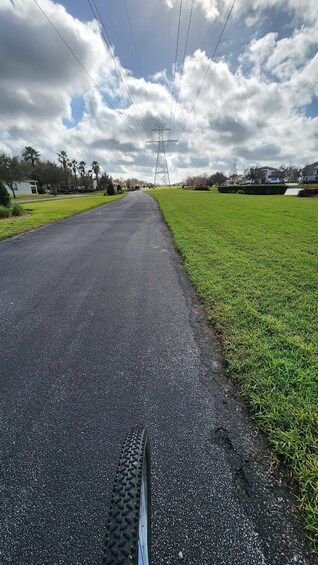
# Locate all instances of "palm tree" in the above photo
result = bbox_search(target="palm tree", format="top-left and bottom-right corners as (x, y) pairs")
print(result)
(91, 160), (100, 188)
(57, 150), (71, 190)
(70, 159), (78, 190)
(57, 150), (69, 171)
(87, 169), (94, 188)
(79, 161), (86, 177)
(21, 146), (40, 178)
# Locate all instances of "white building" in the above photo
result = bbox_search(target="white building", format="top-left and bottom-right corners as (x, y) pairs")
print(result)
(258, 166), (278, 181)
(302, 161), (318, 182)
(8, 179), (39, 195)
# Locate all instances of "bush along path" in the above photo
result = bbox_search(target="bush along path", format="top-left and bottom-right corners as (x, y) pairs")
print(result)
(0, 180), (24, 220)
(148, 188), (318, 556)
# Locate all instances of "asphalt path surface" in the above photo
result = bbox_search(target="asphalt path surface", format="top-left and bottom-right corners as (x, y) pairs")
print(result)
(0, 192), (313, 564)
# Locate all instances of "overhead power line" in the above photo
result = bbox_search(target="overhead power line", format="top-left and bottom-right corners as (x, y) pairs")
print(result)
(88, 0), (151, 141)
(169, 0), (183, 130)
(167, 8), (170, 75)
(123, 0), (143, 78)
(32, 0), (137, 138)
(89, 0), (112, 45)
(171, 0), (194, 133)
(177, 0), (237, 141)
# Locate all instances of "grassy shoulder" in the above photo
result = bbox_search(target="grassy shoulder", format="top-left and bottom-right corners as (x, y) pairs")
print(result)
(11, 193), (57, 200)
(0, 193), (125, 241)
(149, 188), (318, 552)
(11, 190), (108, 201)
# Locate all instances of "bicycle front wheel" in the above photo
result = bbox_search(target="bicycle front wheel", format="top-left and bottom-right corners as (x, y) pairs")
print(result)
(103, 427), (151, 565)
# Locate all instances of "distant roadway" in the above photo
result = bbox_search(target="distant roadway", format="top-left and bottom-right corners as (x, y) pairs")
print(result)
(0, 191), (313, 564)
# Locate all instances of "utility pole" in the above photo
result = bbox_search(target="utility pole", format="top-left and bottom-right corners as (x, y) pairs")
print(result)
(146, 123), (176, 186)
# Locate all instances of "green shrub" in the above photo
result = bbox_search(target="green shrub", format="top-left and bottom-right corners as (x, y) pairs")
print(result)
(11, 203), (23, 216)
(0, 205), (11, 218)
(106, 184), (115, 196)
(219, 184), (286, 195)
(0, 180), (10, 207)
(298, 188), (318, 197)
(237, 189), (245, 194)
(218, 185), (239, 194)
(244, 184), (286, 195)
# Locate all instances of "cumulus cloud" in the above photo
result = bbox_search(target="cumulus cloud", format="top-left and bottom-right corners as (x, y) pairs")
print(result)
(194, 0), (221, 21)
(0, 0), (111, 117)
(242, 23), (318, 82)
(180, 0), (318, 22)
(168, 36), (318, 174)
(0, 0), (119, 158)
(164, 0), (174, 9)
(0, 0), (317, 182)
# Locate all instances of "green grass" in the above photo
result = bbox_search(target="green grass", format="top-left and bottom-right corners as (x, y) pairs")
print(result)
(11, 193), (57, 200)
(0, 193), (125, 241)
(149, 188), (318, 553)
(11, 192), (104, 201)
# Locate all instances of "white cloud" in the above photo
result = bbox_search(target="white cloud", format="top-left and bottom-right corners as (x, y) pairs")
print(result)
(244, 33), (278, 73)
(242, 22), (318, 83)
(266, 26), (318, 80)
(0, 0), (113, 133)
(166, 0), (318, 26)
(0, 0), (317, 182)
(194, 0), (220, 21)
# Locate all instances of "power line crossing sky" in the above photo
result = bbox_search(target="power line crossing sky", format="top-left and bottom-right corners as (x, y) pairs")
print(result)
(0, 0), (317, 182)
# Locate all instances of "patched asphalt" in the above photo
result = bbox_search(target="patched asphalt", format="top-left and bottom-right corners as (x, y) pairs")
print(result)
(0, 191), (313, 564)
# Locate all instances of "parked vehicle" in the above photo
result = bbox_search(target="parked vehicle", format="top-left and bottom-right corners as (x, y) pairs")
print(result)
(267, 178), (283, 184)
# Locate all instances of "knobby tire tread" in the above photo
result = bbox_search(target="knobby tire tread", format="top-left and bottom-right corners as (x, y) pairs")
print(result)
(103, 427), (151, 565)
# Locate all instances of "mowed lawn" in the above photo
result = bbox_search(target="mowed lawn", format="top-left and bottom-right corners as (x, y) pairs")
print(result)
(149, 188), (318, 551)
(0, 193), (125, 241)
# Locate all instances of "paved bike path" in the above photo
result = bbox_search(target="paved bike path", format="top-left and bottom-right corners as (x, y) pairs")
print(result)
(0, 192), (312, 564)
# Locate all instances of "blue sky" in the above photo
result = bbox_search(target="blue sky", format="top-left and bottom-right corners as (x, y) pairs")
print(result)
(59, 1), (305, 86)
(0, 0), (317, 182)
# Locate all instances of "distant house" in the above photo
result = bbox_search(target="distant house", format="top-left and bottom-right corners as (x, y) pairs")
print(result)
(257, 166), (278, 182)
(5, 179), (39, 195)
(227, 173), (245, 185)
(301, 161), (318, 182)
(227, 173), (239, 185)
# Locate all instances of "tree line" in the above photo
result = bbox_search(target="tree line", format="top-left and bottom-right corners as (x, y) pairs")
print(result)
(0, 147), (113, 198)
(244, 165), (301, 184)
(184, 172), (228, 187)
(184, 165), (306, 187)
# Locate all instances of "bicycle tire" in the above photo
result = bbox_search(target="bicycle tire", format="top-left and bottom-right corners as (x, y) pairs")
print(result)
(103, 427), (151, 565)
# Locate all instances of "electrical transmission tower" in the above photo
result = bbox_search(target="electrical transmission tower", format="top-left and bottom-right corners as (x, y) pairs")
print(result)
(229, 160), (238, 178)
(146, 124), (176, 186)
